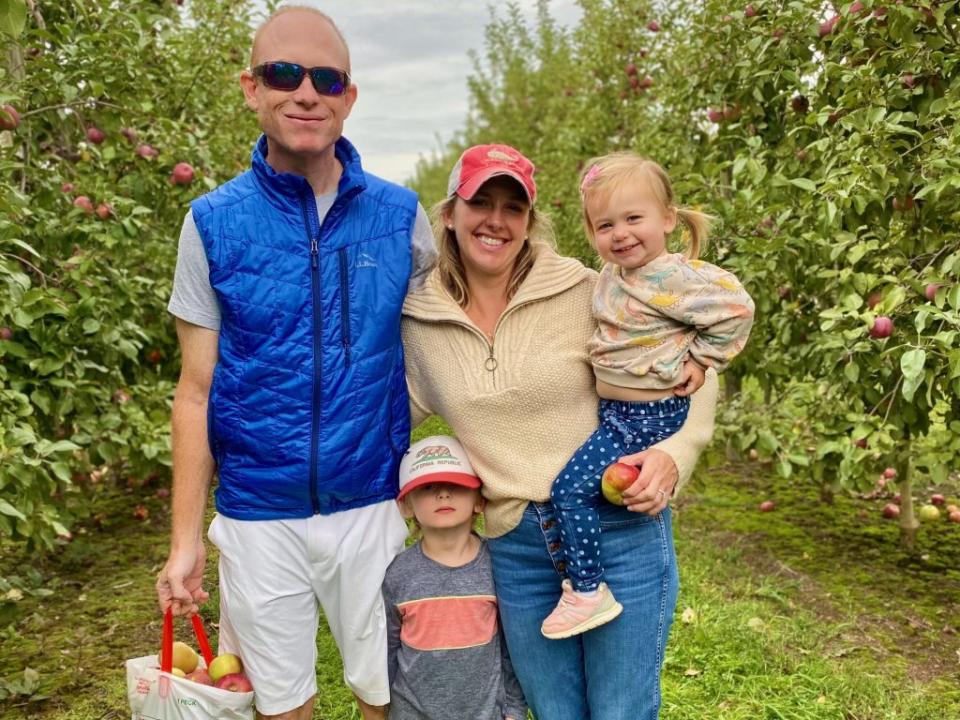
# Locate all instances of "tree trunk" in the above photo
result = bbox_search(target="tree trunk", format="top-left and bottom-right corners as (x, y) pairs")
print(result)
(725, 372), (742, 462)
(898, 446), (919, 550)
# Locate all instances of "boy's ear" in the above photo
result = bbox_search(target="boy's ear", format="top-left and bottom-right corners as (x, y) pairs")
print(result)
(473, 493), (486, 515)
(397, 497), (415, 520)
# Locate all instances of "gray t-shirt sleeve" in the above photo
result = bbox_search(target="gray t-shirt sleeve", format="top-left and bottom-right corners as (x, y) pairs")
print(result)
(409, 203), (437, 293)
(168, 210), (221, 331)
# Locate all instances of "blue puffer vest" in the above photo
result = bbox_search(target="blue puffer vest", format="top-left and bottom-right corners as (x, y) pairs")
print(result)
(191, 135), (417, 519)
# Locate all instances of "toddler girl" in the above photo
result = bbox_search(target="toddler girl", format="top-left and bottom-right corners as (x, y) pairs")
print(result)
(541, 151), (754, 639)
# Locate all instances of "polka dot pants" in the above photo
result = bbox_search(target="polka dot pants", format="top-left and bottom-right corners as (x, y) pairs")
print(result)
(549, 396), (690, 592)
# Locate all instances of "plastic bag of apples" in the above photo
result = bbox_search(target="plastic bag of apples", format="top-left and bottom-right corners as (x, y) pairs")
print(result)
(126, 609), (255, 720)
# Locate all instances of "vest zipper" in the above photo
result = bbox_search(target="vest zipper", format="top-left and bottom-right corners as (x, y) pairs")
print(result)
(301, 198), (322, 516)
(338, 248), (352, 367)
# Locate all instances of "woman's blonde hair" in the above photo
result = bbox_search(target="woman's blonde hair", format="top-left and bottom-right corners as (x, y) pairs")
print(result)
(578, 151), (712, 260)
(432, 194), (557, 308)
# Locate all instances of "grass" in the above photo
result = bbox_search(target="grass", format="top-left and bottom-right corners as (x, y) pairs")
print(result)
(1, 436), (958, 719)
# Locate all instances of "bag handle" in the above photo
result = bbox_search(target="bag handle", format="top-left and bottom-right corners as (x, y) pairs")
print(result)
(160, 608), (216, 672)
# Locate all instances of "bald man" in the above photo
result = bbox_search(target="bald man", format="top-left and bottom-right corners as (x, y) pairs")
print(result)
(155, 6), (436, 719)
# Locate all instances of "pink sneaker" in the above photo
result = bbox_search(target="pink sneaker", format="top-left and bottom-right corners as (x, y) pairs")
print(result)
(541, 579), (623, 639)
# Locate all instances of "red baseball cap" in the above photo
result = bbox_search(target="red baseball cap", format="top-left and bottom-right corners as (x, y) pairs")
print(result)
(447, 144), (537, 204)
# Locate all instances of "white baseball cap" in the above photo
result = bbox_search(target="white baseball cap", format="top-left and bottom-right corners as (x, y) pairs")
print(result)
(398, 435), (481, 500)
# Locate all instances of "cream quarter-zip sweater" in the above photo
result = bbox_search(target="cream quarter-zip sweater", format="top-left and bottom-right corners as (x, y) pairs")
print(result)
(402, 246), (718, 538)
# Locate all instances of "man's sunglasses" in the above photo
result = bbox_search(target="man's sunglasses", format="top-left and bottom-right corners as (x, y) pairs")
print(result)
(251, 62), (351, 96)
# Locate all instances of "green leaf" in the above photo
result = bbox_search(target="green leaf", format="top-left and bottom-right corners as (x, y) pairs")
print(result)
(0, 0), (27, 38)
(789, 178), (817, 192)
(900, 349), (926, 402)
(0, 499), (26, 521)
(844, 361), (860, 383)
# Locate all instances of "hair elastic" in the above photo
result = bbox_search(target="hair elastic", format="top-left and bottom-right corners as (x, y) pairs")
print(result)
(580, 164), (602, 196)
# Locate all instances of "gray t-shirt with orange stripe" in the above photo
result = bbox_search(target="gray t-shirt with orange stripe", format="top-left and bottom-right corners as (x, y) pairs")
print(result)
(382, 539), (527, 720)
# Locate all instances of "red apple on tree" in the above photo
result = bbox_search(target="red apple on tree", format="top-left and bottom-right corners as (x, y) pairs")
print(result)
(647, 20), (660, 32)
(849, 1), (865, 13)
(881, 503), (900, 519)
(707, 108), (724, 123)
(869, 316), (893, 339)
(758, 500), (775, 512)
(639, 75), (653, 90)
(61, 182), (74, 194)
(120, 127), (139, 142)
(892, 196), (914, 212)
(0, 327), (12, 341)
(86, 126), (106, 144)
(854, 438), (867, 449)
(171, 162), (195, 185)
(136, 143), (158, 158)
(73, 196), (95, 214)
(624, 63), (638, 77)
(924, 283), (939, 302)
(601, 462), (640, 506)
(745, 4), (757, 18)
(930, 494), (945, 506)
(819, 15), (840, 38)
(882, 467), (897, 480)
(0, 104), (20, 130)
(96, 203), (113, 220)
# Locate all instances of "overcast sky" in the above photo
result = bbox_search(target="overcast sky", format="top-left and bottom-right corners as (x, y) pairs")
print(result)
(257, 1), (583, 183)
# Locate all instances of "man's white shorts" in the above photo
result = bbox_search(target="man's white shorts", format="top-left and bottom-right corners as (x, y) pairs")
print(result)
(208, 500), (409, 716)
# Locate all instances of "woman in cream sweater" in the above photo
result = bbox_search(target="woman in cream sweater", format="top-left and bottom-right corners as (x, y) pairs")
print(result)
(401, 144), (718, 720)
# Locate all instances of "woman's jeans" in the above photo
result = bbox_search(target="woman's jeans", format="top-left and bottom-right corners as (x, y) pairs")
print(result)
(489, 502), (679, 720)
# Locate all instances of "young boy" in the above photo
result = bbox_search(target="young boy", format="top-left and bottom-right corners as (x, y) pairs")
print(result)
(382, 436), (527, 720)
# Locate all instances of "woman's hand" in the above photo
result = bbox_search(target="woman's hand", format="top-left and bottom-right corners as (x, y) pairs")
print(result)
(617, 448), (679, 515)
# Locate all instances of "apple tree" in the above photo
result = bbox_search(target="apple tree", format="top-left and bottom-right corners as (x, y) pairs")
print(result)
(411, 0), (960, 548)
(0, 0), (257, 551)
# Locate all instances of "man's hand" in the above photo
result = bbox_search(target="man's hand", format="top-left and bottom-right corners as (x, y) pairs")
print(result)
(156, 540), (208, 616)
(616, 448), (679, 515)
(674, 358), (706, 397)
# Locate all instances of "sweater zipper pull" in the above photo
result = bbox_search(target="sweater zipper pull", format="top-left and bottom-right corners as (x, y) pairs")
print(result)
(311, 237), (318, 269)
(484, 343), (497, 373)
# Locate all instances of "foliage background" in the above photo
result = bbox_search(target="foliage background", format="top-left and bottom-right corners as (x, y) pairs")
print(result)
(1, 0), (959, 715)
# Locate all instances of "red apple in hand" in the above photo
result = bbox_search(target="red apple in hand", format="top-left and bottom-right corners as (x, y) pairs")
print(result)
(601, 462), (640, 506)
(215, 672), (253, 693)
